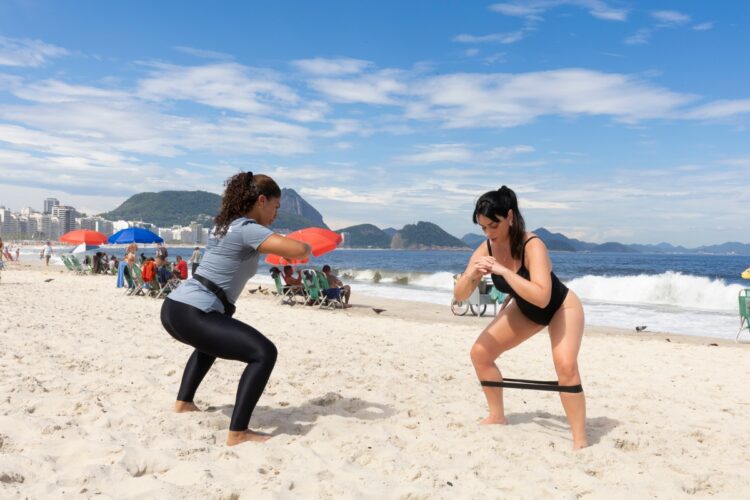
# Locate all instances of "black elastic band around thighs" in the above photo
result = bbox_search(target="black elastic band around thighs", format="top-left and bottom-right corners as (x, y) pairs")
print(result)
(481, 378), (583, 393)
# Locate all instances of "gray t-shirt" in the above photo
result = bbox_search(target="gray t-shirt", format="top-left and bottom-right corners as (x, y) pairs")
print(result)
(167, 217), (273, 313)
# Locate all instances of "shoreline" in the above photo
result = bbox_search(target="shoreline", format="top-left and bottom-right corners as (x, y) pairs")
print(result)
(3, 259), (739, 346)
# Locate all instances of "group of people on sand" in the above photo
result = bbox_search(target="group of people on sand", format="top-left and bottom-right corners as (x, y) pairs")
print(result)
(159, 172), (587, 449)
(272, 263), (352, 307)
(118, 244), (199, 290)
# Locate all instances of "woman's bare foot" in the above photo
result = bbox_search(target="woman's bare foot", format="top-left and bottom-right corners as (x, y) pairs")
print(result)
(573, 439), (588, 450)
(227, 430), (272, 446)
(480, 415), (507, 425)
(175, 400), (200, 413)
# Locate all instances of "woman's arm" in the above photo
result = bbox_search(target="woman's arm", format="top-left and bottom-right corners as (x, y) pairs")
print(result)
(258, 234), (311, 260)
(478, 237), (552, 308)
(453, 243), (489, 302)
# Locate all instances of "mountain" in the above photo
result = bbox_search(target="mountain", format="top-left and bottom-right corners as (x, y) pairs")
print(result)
(99, 191), (220, 228)
(462, 233), (485, 248)
(391, 221), (470, 249)
(335, 224), (392, 248)
(279, 188), (328, 230)
(100, 189), (326, 231)
(382, 227), (398, 238)
(592, 242), (638, 253)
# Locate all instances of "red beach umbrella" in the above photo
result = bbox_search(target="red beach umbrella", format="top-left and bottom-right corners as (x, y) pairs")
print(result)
(60, 229), (109, 245)
(265, 227), (343, 266)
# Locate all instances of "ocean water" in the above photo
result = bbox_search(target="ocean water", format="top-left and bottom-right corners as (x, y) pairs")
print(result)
(24, 245), (750, 340)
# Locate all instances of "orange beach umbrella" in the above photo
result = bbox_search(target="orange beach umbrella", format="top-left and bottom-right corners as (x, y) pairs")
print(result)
(60, 229), (108, 245)
(265, 227), (343, 266)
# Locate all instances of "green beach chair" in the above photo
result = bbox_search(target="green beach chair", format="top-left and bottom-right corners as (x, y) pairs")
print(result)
(737, 289), (750, 342)
(69, 254), (91, 275)
(301, 269), (324, 306)
(129, 264), (147, 296)
(316, 270), (345, 310)
(271, 270), (302, 305)
(60, 254), (77, 273)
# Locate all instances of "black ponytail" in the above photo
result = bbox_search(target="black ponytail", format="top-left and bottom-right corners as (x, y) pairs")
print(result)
(473, 185), (527, 259)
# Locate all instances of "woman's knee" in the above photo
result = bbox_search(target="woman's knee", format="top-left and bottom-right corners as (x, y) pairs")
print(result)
(554, 359), (579, 382)
(259, 339), (278, 367)
(470, 343), (495, 367)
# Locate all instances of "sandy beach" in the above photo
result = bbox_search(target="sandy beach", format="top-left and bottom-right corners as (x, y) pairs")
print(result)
(1, 262), (749, 498)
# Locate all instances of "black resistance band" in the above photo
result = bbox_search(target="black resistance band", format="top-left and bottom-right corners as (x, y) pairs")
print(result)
(481, 378), (583, 393)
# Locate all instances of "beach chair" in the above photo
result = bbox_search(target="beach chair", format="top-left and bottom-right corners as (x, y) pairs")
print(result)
(154, 276), (181, 299)
(737, 289), (750, 342)
(271, 270), (303, 305)
(316, 271), (345, 310)
(123, 266), (136, 294)
(301, 269), (324, 306)
(69, 254), (91, 275)
(129, 264), (148, 296)
(60, 254), (78, 274)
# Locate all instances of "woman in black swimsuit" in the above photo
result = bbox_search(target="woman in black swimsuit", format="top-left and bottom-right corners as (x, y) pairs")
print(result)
(454, 186), (587, 449)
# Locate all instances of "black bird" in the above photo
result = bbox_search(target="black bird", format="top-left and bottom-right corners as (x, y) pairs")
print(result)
(372, 308), (386, 315)
(44, 278), (54, 283)
(635, 325), (647, 332)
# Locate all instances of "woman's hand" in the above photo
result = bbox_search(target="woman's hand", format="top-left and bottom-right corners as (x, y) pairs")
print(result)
(476, 256), (509, 277)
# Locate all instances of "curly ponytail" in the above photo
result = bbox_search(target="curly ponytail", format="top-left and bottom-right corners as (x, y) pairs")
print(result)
(213, 172), (281, 237)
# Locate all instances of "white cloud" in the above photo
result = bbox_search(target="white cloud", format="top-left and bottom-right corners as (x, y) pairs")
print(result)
(490, 1), (628, 22)
(684, 99), (750, 120)
(624, 29), (651, 45)
(0, 36), (68, 67)
(300, 186), (389, 205)
(692, 22), (714, 31)
(308, 70), (408, 105)
(406, 69), (695, 128)
(453, 32), (525, 44)
(137, 62), (299, 114)
(651, 10), (691, 26)
(292, 57), (372, 76)
(394, 144), (474, 164)
(174, 46), (234, 60)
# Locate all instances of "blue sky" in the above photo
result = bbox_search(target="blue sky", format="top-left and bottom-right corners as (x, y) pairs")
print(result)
(0, 0), (748, 246)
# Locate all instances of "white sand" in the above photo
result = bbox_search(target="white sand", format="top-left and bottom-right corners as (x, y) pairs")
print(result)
(1, 264), (750, 498)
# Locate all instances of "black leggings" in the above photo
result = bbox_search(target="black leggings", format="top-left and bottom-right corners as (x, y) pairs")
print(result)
(160, 298), (277, 431)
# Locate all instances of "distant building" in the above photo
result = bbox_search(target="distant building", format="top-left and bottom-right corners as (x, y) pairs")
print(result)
(44, 198), (60, 215)
(0, 207), (16, 235)
(51, 205), (76, 235)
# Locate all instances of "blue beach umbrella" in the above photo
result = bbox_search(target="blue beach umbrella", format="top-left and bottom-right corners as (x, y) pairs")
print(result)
(107, 227), (163, 244)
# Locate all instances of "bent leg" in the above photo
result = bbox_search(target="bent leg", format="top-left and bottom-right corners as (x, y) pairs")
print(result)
(548, 291), (587, 448)
(470, 301), (543, 424)
(160, 299), (277, 433)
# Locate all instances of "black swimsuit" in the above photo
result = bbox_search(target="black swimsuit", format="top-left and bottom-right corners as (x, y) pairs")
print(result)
(488, 236), (569, 326)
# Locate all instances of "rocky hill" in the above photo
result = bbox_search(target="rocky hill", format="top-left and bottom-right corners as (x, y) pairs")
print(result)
(335, 224), (392, 248)
(100, 188), (326, 231)
(391, 221), (469, 249)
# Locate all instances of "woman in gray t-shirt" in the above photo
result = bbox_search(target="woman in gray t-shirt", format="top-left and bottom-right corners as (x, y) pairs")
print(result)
(160, 172), (310, 446)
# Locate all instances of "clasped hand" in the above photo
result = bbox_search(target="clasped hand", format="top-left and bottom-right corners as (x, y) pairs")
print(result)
(471, 256), (508, 278)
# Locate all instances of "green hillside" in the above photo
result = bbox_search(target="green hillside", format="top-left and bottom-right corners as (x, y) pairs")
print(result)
(100, 191), (220, 228)
(335, 224), (392, 248)
(391, 221), (469, 249)
(100, 190), (323, 230)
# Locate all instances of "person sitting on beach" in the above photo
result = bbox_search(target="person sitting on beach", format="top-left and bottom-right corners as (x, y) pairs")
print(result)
(141, 257), (156, 287)
(321, 265), (351, 306)
(109, 255), (119, 273)
(126, 242), (138, 257)
(154, 256), (171, 285)
(156, 242), (168, 261)
(160, 171), (311, 446)
(174, 256), (188, 280)
(453, 186), (587, 449)
(282, 265), (302, 286)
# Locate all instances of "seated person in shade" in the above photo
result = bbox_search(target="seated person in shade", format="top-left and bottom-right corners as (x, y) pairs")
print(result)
(155, 256), (171, 285)
(141, 257), (156, 288)
(174, 255), (188, 280)
(282, 265), (302, 286)
(322, 264), (351, 306)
